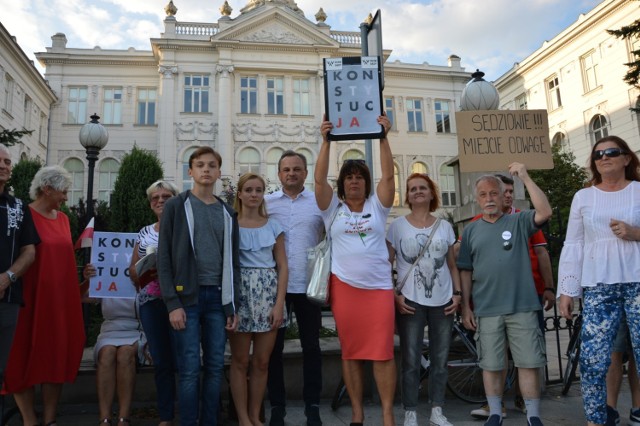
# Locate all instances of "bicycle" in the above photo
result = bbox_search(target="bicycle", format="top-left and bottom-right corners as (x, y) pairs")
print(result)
(561, 312), (582, 395)
(330, 315), (515, 410)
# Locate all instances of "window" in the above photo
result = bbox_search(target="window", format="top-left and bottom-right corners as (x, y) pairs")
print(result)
(406, 99), (424, 132)
(581, 51), (599, 92)
(440, 165), (456, 207)
(293, 78), (310, 115)
(137, 88), (156, 125)
(67, 87), (88, 124)
(267, 148), (284, 192)
(385, 97), (395, 130)
(435, 100), (451, 133)
(238, 147), (260, 175)
(103, 88), (122, 124)
(184, 74), (209, 113)
(24, 96), (32, 128)
(546, 75), (562, 110)
(393, 163), (401, 207)
(591, 114), (608, 142)
(342, 149), (364, 162)
(240, 76), (257, 114)
(63, 158), (84, 206)
(297, 148), (314, 190)
(98, 158), (119, 203)
(267, 77), (284, 115)
(4, 74), (14, 112)
(411, 162), (428, 175)
(182, 147), (197, 191)
(515, 93), (527, 110)
(552, 132), (567, 150)
(38, 113), (46, 146)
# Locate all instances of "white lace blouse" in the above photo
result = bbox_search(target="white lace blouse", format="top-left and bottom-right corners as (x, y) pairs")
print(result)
(558, 181), (640, 297)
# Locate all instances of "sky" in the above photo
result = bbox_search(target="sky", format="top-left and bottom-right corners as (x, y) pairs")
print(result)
(0, 0), (605, 80)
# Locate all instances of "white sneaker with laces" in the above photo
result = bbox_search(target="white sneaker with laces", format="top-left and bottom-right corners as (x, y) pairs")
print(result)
(404, 410), (418, 426)
(430, 406), (453, 426)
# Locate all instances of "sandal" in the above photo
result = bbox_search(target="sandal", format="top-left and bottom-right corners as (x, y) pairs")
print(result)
(99, 419), (112, 425)
(118, 418), (131, 425)
(45, 422), (58, 426)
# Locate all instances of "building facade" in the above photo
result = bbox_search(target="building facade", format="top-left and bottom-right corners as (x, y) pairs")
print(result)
(32, 0), (469, 211)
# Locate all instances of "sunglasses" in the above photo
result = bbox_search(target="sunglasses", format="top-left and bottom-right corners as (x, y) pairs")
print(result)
(593, 148), (627, 161)
(343, 159), (366, 165)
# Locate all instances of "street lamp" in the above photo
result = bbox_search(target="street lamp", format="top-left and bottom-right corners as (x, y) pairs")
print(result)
(460, 69), (499, 111)
(78, 113), (109, 222)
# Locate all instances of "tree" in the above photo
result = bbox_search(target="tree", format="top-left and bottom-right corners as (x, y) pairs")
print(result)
(7, 157), (41, 202)
(529, 144), (588, 264)
(607, 10), (640, 110)
(109, 146), (164, 233)
(0, 128), (33, 147)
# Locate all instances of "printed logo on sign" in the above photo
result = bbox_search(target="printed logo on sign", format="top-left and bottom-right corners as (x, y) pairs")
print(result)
(361, 57), (378, 68)
(325, 58), (343, 70)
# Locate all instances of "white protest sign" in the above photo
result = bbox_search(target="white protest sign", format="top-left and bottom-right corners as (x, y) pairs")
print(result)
(323, 56), (383, 141)
(89, 231), (137, 299)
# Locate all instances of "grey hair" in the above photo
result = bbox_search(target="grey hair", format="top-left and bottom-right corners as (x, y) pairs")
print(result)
(29, 165), (72, 200)
(0, 144), (10, 157)
(146, 180), (179, 200)
(473, 175), (505, 198)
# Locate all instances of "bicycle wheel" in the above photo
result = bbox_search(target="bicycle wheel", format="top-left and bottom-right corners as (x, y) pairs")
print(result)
(446, 327), (486, 404)
(561, 316), (582, 395)
(331, 378), (348, 411)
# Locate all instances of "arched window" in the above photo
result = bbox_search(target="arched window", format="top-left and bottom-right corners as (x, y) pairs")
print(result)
(267, 148), (284, 192)
(342, 149), (364, 161)
(238, 147), (261, 175)
(63, 158), (84, 207)
(394, 163), (401, 207)
(182, 147), (198, 191)
(411, 161), (429, 175)
(297, 148), (314, 191)
(552, 132), (567, 150)
(591, 114), (608, 143)
(439, 164), (456, 207)
(98, 158), (120, 203)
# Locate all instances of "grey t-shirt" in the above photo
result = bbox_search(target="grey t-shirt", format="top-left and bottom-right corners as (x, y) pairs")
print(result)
(457, 210), (541, 317)
(189, 193), (224, 286)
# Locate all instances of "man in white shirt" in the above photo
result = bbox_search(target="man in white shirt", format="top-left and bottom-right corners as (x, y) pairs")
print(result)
(266, 151), (325, 426)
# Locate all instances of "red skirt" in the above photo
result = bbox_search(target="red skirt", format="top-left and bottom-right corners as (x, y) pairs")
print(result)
(330, 274), (395, 360)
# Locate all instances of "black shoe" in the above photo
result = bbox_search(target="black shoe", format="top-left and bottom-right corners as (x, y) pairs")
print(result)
(305, 404), (322, 426)
(269, 406), (286, 426)
(606, 405), (620, 426)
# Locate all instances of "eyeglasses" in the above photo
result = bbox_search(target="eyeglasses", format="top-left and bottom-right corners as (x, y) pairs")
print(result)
(593, 148), (627, 161)
(343, 159), (366, 165)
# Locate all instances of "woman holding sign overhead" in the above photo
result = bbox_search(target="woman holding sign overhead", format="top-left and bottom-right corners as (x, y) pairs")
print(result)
(129, 180), (179, 426)
(3, 166), (85, 426)
(315, 113), (396, 426)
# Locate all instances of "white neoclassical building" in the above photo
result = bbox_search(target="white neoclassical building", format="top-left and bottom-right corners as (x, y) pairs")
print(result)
(28, 0), (469, 212)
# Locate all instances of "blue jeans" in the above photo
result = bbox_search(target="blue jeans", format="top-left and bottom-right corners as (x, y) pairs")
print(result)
(139, 298), (178, 421)
(268, 293), (323, 408)
(580, 282), (640, 424)
(173, 286), (227, 426)
(397, 299), (453, 408)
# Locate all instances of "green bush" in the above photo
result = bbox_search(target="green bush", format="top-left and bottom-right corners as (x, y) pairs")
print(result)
(7, 157), (41, 203)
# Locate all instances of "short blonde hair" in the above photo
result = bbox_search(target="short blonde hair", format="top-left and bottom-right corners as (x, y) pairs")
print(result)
(146, 180), (179, 201)
(29, 165), (72, 200)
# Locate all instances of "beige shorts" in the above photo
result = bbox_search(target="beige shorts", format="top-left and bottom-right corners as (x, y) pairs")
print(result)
(475, 311), (546, 371)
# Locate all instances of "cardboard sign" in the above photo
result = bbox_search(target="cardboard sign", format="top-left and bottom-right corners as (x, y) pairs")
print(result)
(455, 109), (554, 172)
(323, 56), (384, 141)
(89, 232), (137, 299)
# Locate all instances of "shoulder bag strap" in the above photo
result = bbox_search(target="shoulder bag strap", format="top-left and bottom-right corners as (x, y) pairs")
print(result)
(395, 218), (442, 294)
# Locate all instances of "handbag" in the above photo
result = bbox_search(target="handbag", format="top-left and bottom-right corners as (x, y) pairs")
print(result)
(394, 218), (441, 295)
(306, 204), (341, 306)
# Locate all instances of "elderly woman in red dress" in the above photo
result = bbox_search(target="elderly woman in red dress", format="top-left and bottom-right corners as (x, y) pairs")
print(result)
(4, 166), (85, 426)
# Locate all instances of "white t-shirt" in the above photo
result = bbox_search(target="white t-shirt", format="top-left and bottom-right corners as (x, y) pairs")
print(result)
(558, 181), (640, 297)
(387, 217), (456, 306)
(322, 193), (392, 290)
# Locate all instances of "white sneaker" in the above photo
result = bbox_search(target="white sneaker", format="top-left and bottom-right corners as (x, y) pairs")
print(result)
(470, 403), (507, 419)
(404, 410), (418, 426)
(430, 406), (453, 426)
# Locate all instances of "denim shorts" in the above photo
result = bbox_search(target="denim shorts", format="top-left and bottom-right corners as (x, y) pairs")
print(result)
(476, 311), (547, 371)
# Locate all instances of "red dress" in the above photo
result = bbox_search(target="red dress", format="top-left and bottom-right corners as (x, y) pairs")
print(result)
(3, 208), (85, 393)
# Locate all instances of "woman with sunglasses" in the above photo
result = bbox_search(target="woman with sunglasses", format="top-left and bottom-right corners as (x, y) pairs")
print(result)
(386, 173), (461, 426)
(558, 135), (640, 426)
(315, 113), (396, 426)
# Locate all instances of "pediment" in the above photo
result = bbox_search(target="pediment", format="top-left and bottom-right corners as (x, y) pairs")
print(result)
(214, 7), (337, 47)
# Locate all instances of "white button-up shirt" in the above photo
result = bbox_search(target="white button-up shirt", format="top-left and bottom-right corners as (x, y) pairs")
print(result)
(266, 188), (324, 293)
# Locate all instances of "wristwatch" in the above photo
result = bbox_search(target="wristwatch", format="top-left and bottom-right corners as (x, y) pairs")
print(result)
(6, 270), (17, 283)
